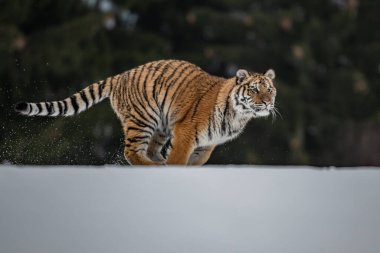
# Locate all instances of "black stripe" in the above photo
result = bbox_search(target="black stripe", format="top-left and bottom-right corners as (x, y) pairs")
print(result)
(168, 70), (201, 118)
(130, 69), (138, 86)
(127, 127), (153, 135)
(129, 115), (156, 133)
(105, 77), (113, 96)
(158, 61), (187, 97)
(166, 61), (189, 89)
(227, 120), (232, 136)
(152, 61), (172, 101)
(132, 148), (148, 153)
(226, 120), (232, 136)
(98, 81), (104, 99)
(70, 95), (79, 114)
(143, 66), (161, 118)
(150, 61), (165, 101)
(79, 90), (88, 109)
(191, 97), (202, 118)
(119, 75), (127, 110)
(111, 74), (121, 94)
(132, 135), (151, 140)
(135, 65), (148, 107)
(142, 63), (160, 116)
(109, 76), (115, 94)
(208, 115), (213, 140)
(168, 72), (204, 124)
(213, 107), (218, 134)
(160, 64), (192, 111)
(89, 85), (96, 102)
(168, 69), (198, 107)
(155, 61), (175, 99)
(131, 66), (159, 126)
(62, 100), (68, 115)
(132, 100), (158, 127)
(36, 103), (42, 114)
(152, 79), (160, 102)
(134, 65), (147, 103)
(162, 62), (187, 87)
(129, 141), (149, 146)
(127, 137), (149, 144)
(46, 102), (54, 115)
(57, 101), (63, 115)
(161, 138), (172, 159)
(126, 85), (143, 117)
(191, 79), (219, 120)
(221, 99), (229, 134)
(235, 93), (249, 110)
(234, 86), (250, 110)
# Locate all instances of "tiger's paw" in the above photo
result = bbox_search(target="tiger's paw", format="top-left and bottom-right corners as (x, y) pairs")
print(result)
(149, 153), (166, 163)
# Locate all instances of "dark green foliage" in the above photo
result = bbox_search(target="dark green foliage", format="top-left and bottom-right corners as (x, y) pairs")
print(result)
(1, 0), (379, 165)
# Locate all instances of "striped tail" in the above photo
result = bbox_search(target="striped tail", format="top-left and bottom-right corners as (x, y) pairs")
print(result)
(14, 77), (115, 117)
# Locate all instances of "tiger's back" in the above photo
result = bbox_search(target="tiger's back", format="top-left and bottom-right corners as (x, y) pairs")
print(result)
(111, 60), (224, 133)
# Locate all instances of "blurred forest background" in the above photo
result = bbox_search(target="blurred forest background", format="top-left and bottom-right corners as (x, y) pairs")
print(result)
(1, 0), (379, 166)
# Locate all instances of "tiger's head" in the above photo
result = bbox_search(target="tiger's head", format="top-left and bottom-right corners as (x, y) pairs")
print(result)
(232, 68), (277, 118)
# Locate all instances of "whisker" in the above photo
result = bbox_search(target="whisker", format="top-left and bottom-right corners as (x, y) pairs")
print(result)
(273, 107), (283, 120)
(270, 109), (277, 123)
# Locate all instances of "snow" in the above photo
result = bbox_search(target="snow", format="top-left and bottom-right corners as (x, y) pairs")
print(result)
(1, 165), (380, 253)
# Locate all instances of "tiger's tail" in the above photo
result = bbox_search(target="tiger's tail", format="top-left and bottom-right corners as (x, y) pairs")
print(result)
(14, 76), (118, 117)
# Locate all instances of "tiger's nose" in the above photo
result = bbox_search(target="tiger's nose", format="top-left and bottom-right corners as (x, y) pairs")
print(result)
(262, 100), (270, 105)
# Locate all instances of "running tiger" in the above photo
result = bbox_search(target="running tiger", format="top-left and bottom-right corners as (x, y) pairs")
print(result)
(15, 60), (277, 165)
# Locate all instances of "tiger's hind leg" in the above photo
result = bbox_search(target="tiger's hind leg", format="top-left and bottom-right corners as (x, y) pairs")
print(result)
(123, 122), (164, 165)
(147, 130), (167, 162)
(187, 145), (216, 165)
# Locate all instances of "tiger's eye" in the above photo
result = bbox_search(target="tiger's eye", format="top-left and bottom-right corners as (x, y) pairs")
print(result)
(249, 87), (258, 93)
(249, 83), (259, 93)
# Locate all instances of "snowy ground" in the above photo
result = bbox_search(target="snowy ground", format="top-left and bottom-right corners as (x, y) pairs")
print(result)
(0, 165), (379, 253)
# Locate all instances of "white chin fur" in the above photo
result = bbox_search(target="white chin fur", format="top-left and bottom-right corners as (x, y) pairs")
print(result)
(254, 110), (270, 117)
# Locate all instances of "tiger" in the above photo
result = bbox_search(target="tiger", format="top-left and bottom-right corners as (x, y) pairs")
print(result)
(15, 59), (277, 165)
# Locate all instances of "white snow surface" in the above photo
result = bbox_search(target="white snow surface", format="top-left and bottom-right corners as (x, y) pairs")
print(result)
(0, 165), (380, 253)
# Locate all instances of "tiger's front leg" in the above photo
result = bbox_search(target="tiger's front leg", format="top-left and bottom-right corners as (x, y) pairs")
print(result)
(166, 125), (196, 165)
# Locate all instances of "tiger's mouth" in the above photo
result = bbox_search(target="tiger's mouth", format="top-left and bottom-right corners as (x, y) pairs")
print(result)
(250, 104), (273, 117)
(252, 108), (270, 117)
(250, 104), (280, 119)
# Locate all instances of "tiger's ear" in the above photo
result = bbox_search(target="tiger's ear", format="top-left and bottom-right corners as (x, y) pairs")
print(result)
(265, 69), (275, 80)
(236, 69), (249, 85)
